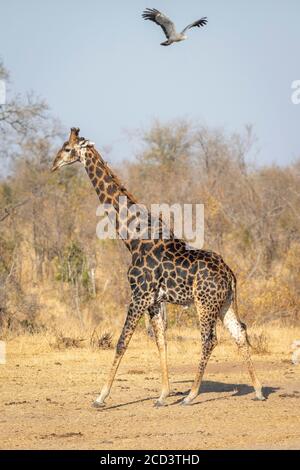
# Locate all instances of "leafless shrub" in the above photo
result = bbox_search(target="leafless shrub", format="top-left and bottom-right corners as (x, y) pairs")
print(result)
(250, 331), (270, 354)
(90, 329), (113, 350)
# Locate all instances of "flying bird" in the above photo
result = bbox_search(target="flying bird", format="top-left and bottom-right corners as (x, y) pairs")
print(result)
(142, 8), (208, 46)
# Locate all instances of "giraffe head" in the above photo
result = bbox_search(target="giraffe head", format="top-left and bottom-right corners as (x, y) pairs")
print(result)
(51, 127), (95, 172)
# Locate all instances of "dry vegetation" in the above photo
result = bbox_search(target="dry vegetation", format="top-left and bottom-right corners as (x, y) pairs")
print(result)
(1, 60), (300, 450)
(1, 104), (300, 338)
(1, 60), (300, 346)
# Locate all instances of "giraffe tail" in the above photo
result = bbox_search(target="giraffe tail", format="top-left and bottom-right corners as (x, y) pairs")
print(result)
(231, 273), (252, 348)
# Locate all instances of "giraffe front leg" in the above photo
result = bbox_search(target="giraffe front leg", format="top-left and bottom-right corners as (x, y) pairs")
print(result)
(93, 304), (144, 408)
(149, 305), (170, 407)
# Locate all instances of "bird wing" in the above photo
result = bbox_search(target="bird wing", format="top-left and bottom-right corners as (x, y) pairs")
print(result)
(181, 17), (208, 35)
(142, 8), (177, 39)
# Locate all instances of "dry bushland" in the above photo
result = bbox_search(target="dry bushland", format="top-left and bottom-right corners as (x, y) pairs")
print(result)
(1, 63), (300, 340)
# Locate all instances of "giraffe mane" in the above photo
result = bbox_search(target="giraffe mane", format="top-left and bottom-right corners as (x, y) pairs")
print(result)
(90, 146), (174, 238)
(92, 148), (138, 204)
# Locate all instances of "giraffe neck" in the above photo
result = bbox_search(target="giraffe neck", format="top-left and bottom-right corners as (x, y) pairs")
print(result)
(84, 147), (155, 253)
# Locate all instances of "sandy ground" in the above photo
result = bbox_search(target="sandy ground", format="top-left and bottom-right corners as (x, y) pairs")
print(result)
(1, 327), (300, 450)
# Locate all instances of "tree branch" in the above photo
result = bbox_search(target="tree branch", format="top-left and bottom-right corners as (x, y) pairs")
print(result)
(0, 199), (29, 222)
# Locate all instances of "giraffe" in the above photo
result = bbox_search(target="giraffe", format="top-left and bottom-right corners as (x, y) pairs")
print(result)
(51, 128), (265, 407)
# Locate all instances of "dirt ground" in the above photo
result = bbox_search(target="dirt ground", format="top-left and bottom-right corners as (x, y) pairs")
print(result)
(1, 327), (300, 450)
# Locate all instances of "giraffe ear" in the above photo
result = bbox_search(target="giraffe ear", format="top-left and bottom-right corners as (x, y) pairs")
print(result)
(69, 127), (80, 145)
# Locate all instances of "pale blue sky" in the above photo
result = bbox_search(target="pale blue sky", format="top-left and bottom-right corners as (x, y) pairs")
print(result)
(1, 0), (300, 165)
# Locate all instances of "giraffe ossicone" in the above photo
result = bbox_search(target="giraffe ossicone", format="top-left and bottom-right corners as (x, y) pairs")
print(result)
(51, 127), (265, 407)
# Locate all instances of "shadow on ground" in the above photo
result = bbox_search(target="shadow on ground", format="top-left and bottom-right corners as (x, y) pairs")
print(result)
(96, 380), (279, 410)
(174, 379), (278, 398)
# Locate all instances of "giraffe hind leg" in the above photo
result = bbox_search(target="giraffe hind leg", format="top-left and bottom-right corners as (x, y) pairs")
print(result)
(220, 302), (265, 401)
(181, 300), (218, 406)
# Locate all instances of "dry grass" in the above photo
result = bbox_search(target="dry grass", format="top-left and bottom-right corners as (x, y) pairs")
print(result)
(4, 323), (300, 361)
(52, 334), (86, 350)
(250, 331), (270, 354)
(1, 324), (300, 450)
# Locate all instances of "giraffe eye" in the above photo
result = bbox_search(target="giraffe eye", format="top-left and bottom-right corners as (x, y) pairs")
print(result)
(65, 148), (71, 152)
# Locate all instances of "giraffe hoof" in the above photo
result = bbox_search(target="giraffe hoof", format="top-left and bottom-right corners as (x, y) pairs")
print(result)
(92, 400), (106, 408)
(154, 400), (166, 408)
(180, 398), (192, 406)
(254, 389), (266, 401)
(253, 395), (266, 402)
